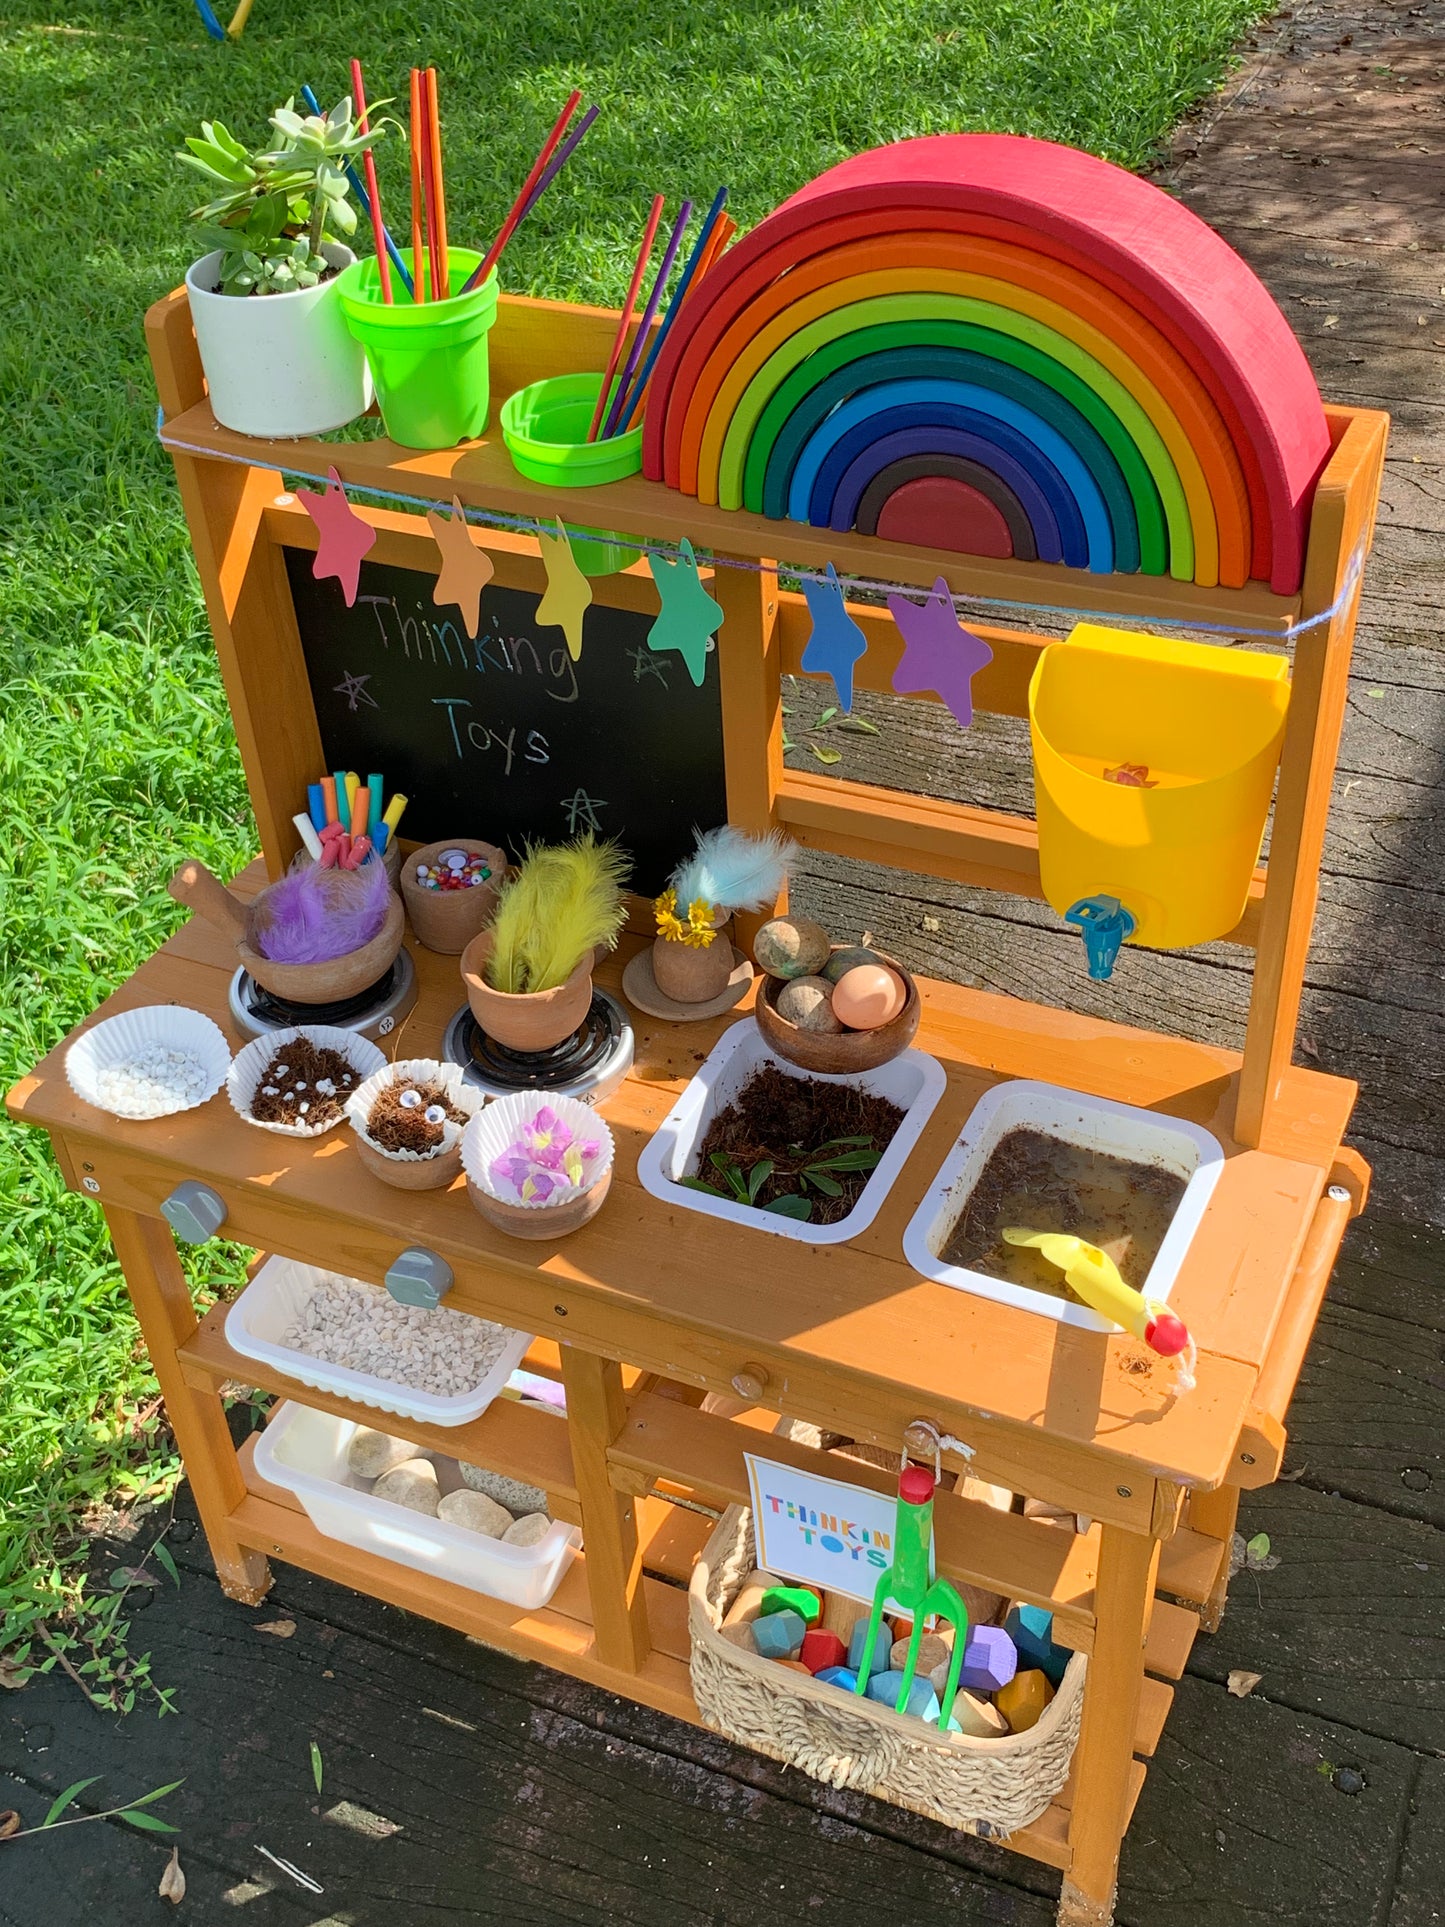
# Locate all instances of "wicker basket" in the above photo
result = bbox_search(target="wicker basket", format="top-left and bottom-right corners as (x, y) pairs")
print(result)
(689, 1506), (1084, 1840)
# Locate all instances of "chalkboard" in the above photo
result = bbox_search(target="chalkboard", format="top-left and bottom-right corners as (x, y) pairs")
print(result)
(285, 550), (728, 895)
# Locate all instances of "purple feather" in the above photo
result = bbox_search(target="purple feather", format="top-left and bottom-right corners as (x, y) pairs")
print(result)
(253, 856), (391, 964)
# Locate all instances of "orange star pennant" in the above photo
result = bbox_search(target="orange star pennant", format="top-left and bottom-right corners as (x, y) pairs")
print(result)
(427, 497), (495, 638)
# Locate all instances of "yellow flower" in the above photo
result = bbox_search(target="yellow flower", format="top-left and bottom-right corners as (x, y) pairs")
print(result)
(655, 888), (718, 946)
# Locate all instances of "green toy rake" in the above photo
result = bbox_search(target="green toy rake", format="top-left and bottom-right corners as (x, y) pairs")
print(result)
(852, 1462), (969, 1725)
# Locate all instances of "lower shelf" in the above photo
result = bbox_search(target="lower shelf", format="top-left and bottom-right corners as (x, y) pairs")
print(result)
(228, 1436), (1184, 1879)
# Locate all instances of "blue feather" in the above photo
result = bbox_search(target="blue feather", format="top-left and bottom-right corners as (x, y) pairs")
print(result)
(670, 827), (796, 914)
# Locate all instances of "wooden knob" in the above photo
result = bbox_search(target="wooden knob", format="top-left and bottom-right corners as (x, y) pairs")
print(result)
(731, 1364), (770, 1403)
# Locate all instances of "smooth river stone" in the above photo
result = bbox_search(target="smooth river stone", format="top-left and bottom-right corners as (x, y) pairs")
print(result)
(753, 916), (831, 979)
(373, 1457), (441, 1516)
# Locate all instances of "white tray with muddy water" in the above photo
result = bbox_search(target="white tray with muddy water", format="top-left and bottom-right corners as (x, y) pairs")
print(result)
(902, 1081), (1224, 1328)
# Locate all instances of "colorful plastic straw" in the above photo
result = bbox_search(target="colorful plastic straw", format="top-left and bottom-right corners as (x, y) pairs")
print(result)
(588, 195), (665, 442)
(619, 186), (728, 432)
(602, 199), (692, 437)
(462, 89), (583, 295)
(349, 60), (392, 304)
(409, 69), (427, 302)
(425, 67), (451, 299)
(516, 102), (598, 224)
(301, 87), (413, 298)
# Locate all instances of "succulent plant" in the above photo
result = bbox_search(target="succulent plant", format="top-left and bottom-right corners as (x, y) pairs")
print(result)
(179, 96), (383, 296)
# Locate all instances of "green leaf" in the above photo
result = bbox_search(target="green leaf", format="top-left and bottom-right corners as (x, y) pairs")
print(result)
(126, 1779), (184, 1809)
(838, 717), (880, 735)
(42, 1777), (100, 1827)
(810, 1148), (883, 1173)
(1246, 1532), (1271, 1562)
(803, 1170), (844, 1197)
(815, 1135), (874, 1148)
(810, 745), (842, 765)
(679, 1176), (725, 1197)
(814, 706), (838, 726)
(780, 736), (795, 753)
(764, 1194), (813, 1221)
(310, 1740), (324, 1796)
(746, 1160), (774, 1204)
(153, 1542), (180, 1588)
(117, 1809), (179, 1834)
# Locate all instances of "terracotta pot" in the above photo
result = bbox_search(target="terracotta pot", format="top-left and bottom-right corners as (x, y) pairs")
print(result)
(755, 960), (920, 1074)
(354, 1133), (463, 1191)
(650, 913), (736, 1003)
(168, 859), (405, 1003)
(401, 838), (508, 953)
(467, 1168), (611, 1240)
(459, 930), (594, 1052)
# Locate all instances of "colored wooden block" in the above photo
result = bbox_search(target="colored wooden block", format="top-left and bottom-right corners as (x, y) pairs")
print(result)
(864, 1668), (936, 1717)
(800, 1629), (847, 1675)
(753, 1609), (807, 1660)
(891, 1631), (951, 1675)
(997, 1667), (1054, 1734)
(718, 1621), (757, 1654)
(1005, 1602), (1070, 1685)
(848, 1618), (890, 1679)
(815, 1665), (859, 1691)
(721, 1568), (780, 1628)
(957, 1623), (1017, 1692)
(928, 1671), (1011, 1738)
(819, 1591), (867, 1640)
(761, 1584), (821, 1626)
(773, 1659), (812, 1673)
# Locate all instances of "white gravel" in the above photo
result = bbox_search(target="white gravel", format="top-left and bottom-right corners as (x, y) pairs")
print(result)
(93, 1046), (214, 1118)
(280, 1273), (518, 1397)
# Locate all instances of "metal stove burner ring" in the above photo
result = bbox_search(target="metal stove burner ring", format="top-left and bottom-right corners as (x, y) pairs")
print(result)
(461, 994), (621, 1089)
(240, 963), (401, 1029)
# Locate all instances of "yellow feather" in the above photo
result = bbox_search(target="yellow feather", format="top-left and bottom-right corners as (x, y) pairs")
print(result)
(487, 837), (629, 994)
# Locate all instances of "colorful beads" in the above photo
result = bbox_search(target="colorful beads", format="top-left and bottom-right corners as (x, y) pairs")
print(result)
(413, 849), (492, 892)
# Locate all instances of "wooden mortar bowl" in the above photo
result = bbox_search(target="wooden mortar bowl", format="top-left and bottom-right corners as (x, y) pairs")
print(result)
(459, 930), (594, 1052)
(236, 893), (406, 1003)
(755, 962), (920, 1074)
(400, 838), (508, 954)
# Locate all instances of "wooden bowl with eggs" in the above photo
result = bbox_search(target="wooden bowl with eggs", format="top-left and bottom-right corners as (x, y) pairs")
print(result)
(754, 945), (921, 1075)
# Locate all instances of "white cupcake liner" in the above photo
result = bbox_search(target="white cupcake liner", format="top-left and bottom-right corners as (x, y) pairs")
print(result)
(461, 1092), (614, 1210)
(228, 1026), (387, 1137)
(65, 1005), (232, 1121)
(345, 1058), (485, 1163)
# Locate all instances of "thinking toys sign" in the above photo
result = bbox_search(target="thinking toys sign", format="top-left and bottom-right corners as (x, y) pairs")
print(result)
(744, 1453), (934, 1606)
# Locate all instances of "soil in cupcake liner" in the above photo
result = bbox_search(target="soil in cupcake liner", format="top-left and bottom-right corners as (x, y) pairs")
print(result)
(688, 1065), (903, 1226)
(249, 1038), (359, 1128)
(939, 1127), (1187, 1300)
(366, 1079), (470, 1156)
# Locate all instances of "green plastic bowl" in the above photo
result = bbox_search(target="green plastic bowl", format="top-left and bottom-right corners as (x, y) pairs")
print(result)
(338, 248), (498, 449)
(500, 373), (643, 574)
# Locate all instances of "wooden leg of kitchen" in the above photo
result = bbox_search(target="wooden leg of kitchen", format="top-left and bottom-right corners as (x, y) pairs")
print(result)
(103, 1206), (271, 1604)
(1188, 1484), (1241, 1634)
(1057, 1523), (1158, 1927)
(559, 1345), (651, 1672)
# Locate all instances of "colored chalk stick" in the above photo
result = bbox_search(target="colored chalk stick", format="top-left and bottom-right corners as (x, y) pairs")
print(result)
(928, 1668), (1011, 1737)
(957, 1624), (1017, 1693)
(997, 1668), (1054, 1734)
(1005, 1603), (1070, 1686)
(800, 1630), (847, 1675)
(753, 1610), (807, 1660)
(816, 1666), (858, 1691)
(848, 1619), (889, 1679)
(761, 1585), (820, 1626)
(721, 1569), (781, 1628)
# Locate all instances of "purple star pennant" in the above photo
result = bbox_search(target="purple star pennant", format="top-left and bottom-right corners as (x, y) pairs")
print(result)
(886, 576), (993, 728)
(801, 563), (869, 712)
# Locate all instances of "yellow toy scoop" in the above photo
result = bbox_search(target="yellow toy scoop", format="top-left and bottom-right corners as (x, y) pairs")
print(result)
(1001, 1228), (1191, 1358)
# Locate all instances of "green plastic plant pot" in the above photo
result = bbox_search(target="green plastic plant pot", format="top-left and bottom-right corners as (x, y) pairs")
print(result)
(337, 249), (498, 449)
(500, 373), (643, 575)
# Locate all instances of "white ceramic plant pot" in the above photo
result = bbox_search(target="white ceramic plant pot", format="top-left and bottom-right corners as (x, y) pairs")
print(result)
(185, 243), (372, 437)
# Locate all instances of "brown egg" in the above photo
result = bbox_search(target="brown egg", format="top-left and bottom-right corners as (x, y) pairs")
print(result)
(830, 964), (906, 1030)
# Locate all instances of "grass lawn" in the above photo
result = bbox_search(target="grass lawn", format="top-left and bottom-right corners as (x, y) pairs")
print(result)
(0, 0), (1269, 1699)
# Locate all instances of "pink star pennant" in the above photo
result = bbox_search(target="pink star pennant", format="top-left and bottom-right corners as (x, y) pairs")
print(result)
(885, 576), (993, 728)
(298, 466), (376, 607)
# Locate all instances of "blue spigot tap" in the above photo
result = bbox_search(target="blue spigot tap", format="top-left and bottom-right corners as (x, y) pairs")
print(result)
(1064, 895), (1137, 981)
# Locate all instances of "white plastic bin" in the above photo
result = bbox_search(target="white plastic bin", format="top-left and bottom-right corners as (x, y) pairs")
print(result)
(636, 1019), (946, 1246)
(902, 1080), (1223, 1328)
(225, 1256), (532, 1427)
(254, 1402), (580, 1610)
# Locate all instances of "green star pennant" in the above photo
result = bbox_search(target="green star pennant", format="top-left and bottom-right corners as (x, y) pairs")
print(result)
(647, 538), (722, 686)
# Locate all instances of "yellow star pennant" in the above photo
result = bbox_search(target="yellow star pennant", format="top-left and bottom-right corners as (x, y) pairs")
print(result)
(427, 496), (495, 639)
(536, 519), (593, 661)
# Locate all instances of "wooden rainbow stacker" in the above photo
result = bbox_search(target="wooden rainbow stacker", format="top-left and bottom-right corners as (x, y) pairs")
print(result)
(10, 173), (1386, 1925)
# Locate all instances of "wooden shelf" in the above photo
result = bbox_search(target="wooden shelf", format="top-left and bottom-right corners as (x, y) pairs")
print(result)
(1142, 1600), (1201, 1681)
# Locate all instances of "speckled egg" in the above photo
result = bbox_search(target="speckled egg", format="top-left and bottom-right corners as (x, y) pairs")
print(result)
(775, 975), (844, 1032)
(821, 944), (885, 985)
(830, 964), (907, 1031)
(753, 916), (832, 980)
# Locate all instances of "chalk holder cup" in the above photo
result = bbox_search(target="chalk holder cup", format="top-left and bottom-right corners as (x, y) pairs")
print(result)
(500, 372), (643, 576)
(337, 249), (498, 449)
